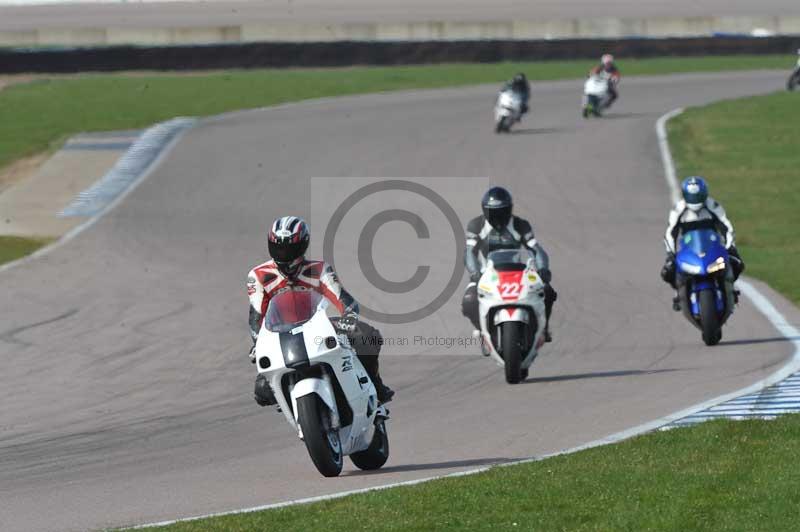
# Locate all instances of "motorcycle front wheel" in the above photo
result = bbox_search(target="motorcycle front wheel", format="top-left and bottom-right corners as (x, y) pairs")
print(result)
(501, 321), (525, 384)
(788, 72), (799, 91)
(297, 395), (343, 477)
(699, 289), (722, 346)
(495, 116), (509, 133)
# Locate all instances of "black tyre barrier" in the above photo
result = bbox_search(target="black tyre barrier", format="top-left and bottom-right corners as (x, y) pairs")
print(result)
(1, 36), (798, 74)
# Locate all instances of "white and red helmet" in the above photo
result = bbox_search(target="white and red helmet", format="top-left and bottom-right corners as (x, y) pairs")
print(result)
(268, 216), (310, 277)
(601, 53), (614, 66)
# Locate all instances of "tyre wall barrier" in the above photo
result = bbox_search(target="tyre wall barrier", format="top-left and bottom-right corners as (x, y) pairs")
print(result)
(1, 35), (798, 74)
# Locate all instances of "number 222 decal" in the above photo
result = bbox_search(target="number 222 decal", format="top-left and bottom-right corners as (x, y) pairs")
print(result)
(500, 282), (521, 299)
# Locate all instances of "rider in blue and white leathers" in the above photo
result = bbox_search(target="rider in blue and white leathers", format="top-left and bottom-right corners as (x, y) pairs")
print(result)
(660, 176), (744, 310)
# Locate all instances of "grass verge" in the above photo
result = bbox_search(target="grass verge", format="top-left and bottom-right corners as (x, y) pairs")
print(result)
(0, 235), (51, 265)
(0, 55), (794, 171)
(668, 91), (800, 304)
(139, 415), (800, 531)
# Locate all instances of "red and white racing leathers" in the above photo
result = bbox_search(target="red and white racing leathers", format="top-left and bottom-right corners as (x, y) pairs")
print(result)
(246, 259), (359, 342)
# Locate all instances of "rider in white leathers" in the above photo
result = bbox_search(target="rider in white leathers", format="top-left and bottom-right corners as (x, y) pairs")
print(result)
(661, 176), (744, 310)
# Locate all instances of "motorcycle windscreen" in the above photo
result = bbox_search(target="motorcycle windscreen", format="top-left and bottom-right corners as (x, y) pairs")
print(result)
(487, 248), (534, 271)
(677, 229), (728, 263)
(265, 290), (324, 333)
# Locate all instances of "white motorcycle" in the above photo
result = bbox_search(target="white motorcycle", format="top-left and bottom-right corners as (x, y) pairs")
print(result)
(254, 289), (389, 477)
(494, 89), (524, 133)
(476, 249), (548, 384)
(582, 73), (614, 118)
(788, 63), (800, 91)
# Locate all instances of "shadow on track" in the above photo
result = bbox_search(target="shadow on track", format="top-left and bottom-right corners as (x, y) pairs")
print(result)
(343, 457), (517, 476)
(719, 336), (800, 347)
(510, 126), (571, 135)
(599, 111), (655, 120)
(524, 368), (681, 384)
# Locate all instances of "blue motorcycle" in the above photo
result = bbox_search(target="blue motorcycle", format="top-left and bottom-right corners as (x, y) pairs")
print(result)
(675, 228), (736, 346)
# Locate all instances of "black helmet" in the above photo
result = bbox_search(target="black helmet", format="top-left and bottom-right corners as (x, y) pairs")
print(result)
(513, 73), (527, 84)
(481, 187), (513, 229)
(268, 216), (310, 278)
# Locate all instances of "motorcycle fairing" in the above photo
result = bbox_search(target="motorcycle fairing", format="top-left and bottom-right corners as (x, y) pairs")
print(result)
(280, 331), (310, 368)
(255, 291), (380, 456)
(676, 229), (734, 326)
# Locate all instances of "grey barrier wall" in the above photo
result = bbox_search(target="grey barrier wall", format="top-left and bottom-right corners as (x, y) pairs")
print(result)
(1, 15), (800, 47)
(1, 36), (798, 74)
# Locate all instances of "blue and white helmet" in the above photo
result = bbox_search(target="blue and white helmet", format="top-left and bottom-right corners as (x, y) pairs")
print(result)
(681, 176), (708, 211)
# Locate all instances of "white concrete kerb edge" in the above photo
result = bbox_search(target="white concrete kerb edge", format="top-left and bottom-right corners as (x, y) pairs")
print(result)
(655, 107), (685, 205)
(0, 117), (196, 274)
(128, 110), (800, 529)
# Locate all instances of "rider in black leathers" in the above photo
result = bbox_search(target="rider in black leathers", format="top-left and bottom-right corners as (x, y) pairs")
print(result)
(461, 186), (556, 342)
(502, 73), (531, 115)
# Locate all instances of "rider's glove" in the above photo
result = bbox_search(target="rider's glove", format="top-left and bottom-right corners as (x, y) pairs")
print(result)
(539, 268), (552, 284)
(469, 271), (482, 283)
(337, 313), (359, 334)
(249, 344), (257, 364)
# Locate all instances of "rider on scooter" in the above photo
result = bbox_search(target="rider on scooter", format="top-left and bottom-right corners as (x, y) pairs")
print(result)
(660, 176), (745, 311)
(461, 186), (557, 342)
(589, 54), (621, 108)
(247, 216), (394, 406)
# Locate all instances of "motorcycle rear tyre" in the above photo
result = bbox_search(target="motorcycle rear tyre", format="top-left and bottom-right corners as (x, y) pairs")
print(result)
(350, 418), (390, 470)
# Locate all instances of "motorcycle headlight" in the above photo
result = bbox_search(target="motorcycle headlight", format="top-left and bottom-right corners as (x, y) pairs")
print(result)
(680, 262), (702, 275)
(707, 258), (727, 274)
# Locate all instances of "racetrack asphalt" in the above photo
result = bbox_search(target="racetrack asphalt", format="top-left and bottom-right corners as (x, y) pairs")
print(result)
(0, 70), (795, 532)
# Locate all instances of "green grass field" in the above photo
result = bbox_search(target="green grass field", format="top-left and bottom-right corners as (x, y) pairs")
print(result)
(0, 235), (51, 266)
(668, 91), (800, 304)
(137, 414), (800, 532)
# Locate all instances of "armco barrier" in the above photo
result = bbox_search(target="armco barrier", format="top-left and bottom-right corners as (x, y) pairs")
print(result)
(1, 35), (799, 74)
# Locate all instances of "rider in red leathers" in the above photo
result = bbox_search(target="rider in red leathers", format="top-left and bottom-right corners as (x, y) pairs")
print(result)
(247, 216), (394, 406)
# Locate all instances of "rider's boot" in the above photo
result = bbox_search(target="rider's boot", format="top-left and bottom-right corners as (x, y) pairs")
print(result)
(361, 355), (394, 404)
(472, 329), (490, 356)
(374, 376), (395, 404)
(543, 284), (556, 343)
(672, 293), (681, 312)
